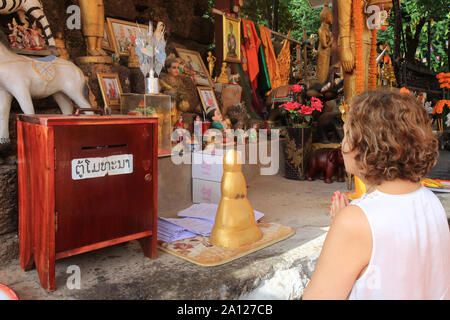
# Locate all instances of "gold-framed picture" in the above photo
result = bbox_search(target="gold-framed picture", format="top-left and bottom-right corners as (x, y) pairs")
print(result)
(97, 73), (123, 111)
(106, 17), (148, 56)
(223, 15), (241, 63)
(175, 48), (214, 87)
(197, 86), (220, 115)
(101, 22), (114, 52)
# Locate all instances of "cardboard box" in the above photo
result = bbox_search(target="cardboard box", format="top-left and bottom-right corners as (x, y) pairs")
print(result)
(192, 179), (222, 204)
(192, 149), (226, 183)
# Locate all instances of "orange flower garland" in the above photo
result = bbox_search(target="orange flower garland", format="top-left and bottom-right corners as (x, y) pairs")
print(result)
(437, 73), (450, 89)
(354, 0), (365, 95)
(433, 100), (450, 115)
(368, 28), (378, 91)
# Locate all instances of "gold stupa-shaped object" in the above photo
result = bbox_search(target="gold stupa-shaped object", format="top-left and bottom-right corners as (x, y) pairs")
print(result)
(210, 150), (263, 248)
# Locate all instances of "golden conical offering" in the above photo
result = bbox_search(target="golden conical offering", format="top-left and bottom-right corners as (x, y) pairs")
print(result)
(210, 150), (263, 248)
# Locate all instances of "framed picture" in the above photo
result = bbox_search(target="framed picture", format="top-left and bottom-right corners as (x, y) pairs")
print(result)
(197, 86), (220, 115)
(97, 73), (123, 110)
(223, 16), (241, 63)
(175, 48), (214, 87)
(107, 17), (148, 56)
(101, 22), (114, 52)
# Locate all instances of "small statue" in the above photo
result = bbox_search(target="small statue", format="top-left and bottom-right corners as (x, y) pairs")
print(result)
(229, 74), (240, 85)
(206, 107), (227, 130)
(174, 114), (185, 130)
(316, 1), (333, 83)
(207, 51), (217, 77)
(210, 150), (263, 248)
(217, 62), (230, 84)
(55, 32), (70, 60)
(28, 22), (45, 50)
(17, 24), (31, 50)
(159, 57), (192, 116)
(173, 114), (186, 143)
(306, 147), (345, 184)
(7, 18), (21, 48)
(128, 42), (140, 68)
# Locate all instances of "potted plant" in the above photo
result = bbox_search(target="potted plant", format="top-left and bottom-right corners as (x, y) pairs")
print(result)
(280, 84), (324, 180)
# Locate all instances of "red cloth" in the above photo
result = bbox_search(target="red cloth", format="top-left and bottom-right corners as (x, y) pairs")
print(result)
(241, 19), (261, 91)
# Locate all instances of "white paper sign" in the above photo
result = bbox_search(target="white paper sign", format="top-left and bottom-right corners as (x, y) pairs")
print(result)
(72, 154), (134, 180)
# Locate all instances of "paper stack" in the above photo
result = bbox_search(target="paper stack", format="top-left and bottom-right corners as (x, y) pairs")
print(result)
(157, 203), (265, 243)
(157, 218), (196, 243)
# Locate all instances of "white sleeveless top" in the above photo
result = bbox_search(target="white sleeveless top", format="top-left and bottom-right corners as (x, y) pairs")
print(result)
(347, 186), (450, 300)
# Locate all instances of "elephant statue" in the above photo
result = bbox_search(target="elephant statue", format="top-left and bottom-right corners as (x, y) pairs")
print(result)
(306, 147), (345, 184)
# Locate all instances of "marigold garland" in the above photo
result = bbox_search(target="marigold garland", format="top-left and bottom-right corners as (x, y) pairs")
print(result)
(437, 73), (450, 89)
(433, 100), (450, 115)
(368, 28), (378, 91)
(354, 0), (364, 95)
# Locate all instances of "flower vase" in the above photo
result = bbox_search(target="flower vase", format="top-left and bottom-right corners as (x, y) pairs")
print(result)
(284, 126), (313, 180)
(145, 75), (160, 94)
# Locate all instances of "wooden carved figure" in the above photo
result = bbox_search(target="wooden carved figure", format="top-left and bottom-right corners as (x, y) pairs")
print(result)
(0, 41), (91, 144)
(306, 147), (345, 184)
(317, 1), (333, 83)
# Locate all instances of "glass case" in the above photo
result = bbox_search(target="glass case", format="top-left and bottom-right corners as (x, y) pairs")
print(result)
(121, 93), (173, 157)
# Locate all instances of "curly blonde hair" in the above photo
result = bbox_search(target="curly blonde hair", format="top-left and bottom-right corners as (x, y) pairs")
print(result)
(345, 89), (439, 186)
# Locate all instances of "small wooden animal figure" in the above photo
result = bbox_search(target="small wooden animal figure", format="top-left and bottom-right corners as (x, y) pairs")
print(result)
(306, 147), (345, 184)
(210, 150), (262, 248)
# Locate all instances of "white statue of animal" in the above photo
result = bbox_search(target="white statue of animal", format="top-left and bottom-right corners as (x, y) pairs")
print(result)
(0, 0), (55, 47)
(0, 40), (91, 144)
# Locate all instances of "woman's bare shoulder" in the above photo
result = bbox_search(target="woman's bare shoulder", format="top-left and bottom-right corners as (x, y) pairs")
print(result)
(331, 205), (371, 242)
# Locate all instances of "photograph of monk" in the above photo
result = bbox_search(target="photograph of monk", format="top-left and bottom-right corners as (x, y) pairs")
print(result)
(223, 16), (241, 63)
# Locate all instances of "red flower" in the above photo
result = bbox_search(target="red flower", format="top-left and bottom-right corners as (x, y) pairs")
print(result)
(290, 85), (303, 93)
(282, 102), (300, 112)
(311, 97), (324, 112)
(300, 105), (313, 115)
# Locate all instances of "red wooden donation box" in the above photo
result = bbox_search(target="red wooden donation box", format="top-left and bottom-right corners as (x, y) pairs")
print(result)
(17, 114), (158, 291)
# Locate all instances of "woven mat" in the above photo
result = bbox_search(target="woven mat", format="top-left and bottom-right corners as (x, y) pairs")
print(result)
(158, 223), (296, 267)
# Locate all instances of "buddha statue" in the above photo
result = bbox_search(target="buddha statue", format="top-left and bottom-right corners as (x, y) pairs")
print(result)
(337, 0), (393, 199)
(78, 0), (112, 63)
(317, 1), (333, 83)
(337, 0), (392, 103)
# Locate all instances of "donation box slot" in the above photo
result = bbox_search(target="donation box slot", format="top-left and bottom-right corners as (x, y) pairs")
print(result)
(54, 124), (155, 253)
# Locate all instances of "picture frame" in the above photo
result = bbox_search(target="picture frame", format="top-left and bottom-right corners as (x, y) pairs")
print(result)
(106, 17), (149, 56)
(175, 48), (214, 87)
(197, 86), (220, 115)
(223, 15), (241, 63)
(97, 73), (123, 111)
(101, 22), (114, 52)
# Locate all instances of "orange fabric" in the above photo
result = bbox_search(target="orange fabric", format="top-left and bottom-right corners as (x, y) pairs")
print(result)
(276, 30), (292, 88)
(259, 25), (280, 92)
(242, 19), (261, 90)
(368, 28), (378, 91)
(353, 0), (364, 95)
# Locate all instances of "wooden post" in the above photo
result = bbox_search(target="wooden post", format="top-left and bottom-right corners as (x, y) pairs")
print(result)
(427, 20), (431, 69)
(303, 28), (308, 73)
